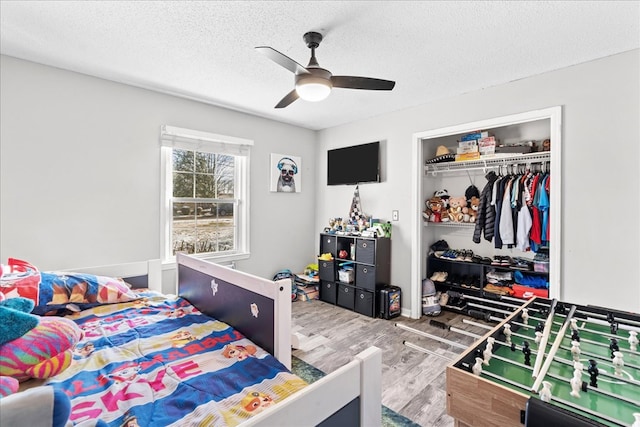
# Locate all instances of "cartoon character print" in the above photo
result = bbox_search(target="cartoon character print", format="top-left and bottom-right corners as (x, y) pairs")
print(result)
(79, 319), (102, 338)
(106, 363), (141, 384)
(132, 298), (152, 309)
(241, 391), (274, 414)
(222, 344), (257, 361)
(170, 330), (197, 348)
(121, 413), (139, 427)
(74, 341), (95, 358)
(166, 308), (187, 319)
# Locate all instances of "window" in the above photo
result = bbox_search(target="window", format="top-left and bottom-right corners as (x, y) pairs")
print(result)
(160, 125), (252, 264)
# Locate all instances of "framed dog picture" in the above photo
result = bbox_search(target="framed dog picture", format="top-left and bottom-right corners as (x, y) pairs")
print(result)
(270, 153), (301, 193)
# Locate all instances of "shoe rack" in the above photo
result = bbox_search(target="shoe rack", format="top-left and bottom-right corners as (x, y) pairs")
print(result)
(426, 251), (549, 311)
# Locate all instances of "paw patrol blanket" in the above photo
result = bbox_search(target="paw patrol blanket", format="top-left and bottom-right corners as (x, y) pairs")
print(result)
(45, 294), (307, 426)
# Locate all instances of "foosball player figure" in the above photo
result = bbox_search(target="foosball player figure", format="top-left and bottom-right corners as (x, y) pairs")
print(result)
(535, 321), (544, 333)
(535, 331), (543, 346)
(629, 330), (639, 351)
(522, 341), (531, 366)
(521, 308), (529, 325)
(571, 328), (580, 342)
(610, 321), (619, 335)
(503, 323), (512, 345)
(610, 338), (619, 358)
(587, 359), (599, 388)
(570, 340), (581, 362)
(556, 303), (567, 315)
(612, 351), (624, 376)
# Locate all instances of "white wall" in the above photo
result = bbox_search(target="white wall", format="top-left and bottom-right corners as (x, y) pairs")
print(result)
(316, 49), (640, 312)
(0, 55), (318, 290)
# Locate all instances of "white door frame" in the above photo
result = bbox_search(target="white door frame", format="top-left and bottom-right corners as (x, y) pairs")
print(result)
(410, 106), (562, 319)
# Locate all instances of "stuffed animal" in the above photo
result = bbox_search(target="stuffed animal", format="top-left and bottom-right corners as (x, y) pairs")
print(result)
(426, 196), (443, 222)
(448, 196), (467, 222)
(467, 196), (481, 223)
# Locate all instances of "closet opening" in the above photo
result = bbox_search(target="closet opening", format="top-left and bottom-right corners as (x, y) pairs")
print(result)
(410, 107), (562, 319)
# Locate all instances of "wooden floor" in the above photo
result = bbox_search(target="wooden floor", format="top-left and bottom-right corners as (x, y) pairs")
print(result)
(291, 299), (494, 427)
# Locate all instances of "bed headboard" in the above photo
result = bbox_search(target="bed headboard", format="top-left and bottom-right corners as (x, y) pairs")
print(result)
(70, 259), (162, 292)
(176, 253), (291, 369)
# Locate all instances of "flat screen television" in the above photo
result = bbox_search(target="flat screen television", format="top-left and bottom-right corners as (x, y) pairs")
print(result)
(327, 141), (380, 185)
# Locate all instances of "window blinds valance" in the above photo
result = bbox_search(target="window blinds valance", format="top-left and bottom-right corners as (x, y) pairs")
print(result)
(160, 125), (253, 156)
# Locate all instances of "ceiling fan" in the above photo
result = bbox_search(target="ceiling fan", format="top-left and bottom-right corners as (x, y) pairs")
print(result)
(256, 31), (395, 108)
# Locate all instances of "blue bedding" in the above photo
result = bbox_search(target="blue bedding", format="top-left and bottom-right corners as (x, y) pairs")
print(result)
(46, 293), (307, 426)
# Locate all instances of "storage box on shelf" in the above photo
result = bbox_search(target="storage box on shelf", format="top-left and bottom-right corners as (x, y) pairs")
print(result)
(318, 233), (391, 317)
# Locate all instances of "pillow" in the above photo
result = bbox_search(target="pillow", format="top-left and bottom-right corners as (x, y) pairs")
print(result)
(0, 258), (42, 305)
(32, 271), (140, 315)
(1, 258), (140, 315)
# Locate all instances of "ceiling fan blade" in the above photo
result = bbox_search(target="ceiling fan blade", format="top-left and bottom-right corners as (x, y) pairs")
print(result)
(255, 46), (309, 75)
(275, 89), (299, 109)
(331, 76), (396, 91)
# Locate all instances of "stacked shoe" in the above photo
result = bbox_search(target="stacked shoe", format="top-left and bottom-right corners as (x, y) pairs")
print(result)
(430, 271), (448, 282)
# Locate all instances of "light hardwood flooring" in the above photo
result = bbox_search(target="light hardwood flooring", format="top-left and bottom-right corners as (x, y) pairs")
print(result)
(291, 299), (494, 427)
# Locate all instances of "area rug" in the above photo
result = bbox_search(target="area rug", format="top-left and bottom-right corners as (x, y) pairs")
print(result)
(291, 356), (420, 427)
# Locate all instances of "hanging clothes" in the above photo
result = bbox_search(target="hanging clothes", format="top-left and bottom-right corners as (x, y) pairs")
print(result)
(472, 171), (498, 244)
(499, 177), (515, 246)
(539, 175), (550, 243)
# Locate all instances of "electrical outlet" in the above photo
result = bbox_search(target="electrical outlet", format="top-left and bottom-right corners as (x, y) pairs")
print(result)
(392, 210), (399, 221)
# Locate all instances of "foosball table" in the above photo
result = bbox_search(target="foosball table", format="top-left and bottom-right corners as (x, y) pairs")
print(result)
(446, 297), (640, 427)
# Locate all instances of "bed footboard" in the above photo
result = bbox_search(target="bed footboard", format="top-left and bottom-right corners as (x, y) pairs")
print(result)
(176, 253), (291, 368)
(242, 346), (382, 427)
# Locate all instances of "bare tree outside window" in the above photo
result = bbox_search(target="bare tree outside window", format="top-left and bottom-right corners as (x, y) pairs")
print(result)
(171, 149), (237, 255)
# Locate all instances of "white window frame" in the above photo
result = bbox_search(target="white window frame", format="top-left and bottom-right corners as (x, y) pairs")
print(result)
(160, 125), (252, 266)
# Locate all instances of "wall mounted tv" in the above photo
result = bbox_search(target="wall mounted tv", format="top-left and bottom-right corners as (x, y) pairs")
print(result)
(327, 141), (380, 185)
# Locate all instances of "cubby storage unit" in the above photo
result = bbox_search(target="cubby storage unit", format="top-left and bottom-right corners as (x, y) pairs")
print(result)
(318, 233), (391, 317)
(410, 107), (562, 319)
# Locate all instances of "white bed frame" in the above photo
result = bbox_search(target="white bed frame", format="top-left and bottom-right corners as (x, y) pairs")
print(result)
(76, 254), (383, 427)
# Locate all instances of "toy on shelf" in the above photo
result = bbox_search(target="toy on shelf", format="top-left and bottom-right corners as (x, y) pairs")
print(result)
(448, 196), (466, 222)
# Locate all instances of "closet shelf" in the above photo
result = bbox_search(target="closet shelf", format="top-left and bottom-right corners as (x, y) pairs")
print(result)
(425, 152), (551, 175)
(423, 221), (475, 228)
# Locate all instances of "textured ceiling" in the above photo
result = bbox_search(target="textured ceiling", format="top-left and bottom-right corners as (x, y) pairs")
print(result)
(1, 1), (638, 130)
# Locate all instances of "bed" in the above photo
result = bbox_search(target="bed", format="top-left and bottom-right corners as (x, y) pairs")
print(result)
(2, 253), (382, 427)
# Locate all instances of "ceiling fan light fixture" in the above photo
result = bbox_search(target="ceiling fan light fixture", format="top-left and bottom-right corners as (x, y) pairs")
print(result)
(295, 76), (332, 102)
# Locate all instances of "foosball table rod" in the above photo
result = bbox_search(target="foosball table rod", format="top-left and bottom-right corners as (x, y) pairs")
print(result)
(532, 305), (577, 391)
(449, 292), (523, 309)
(532, 301), (640, 330)
(510, 318), (640, 361)
(520, 312), (640, 357)
(395, 323), (469, 350)
(466, 302), (515, 317)
(559, 335), (640, 358)
(552, 353), (640, 387)
(402, 340), (454, 361)
(461, 318), (493, 329)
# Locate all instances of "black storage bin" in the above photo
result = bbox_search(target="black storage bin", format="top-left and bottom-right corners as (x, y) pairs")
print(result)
(320, 235), (337, 257)
(355, 238), (375, 264)
(355, 264), (376, 290)
(320, 281), (337, 305)
(318, 259), (335, 281)
(355, 288), (375, 317)
(337, 284), (355, 310)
